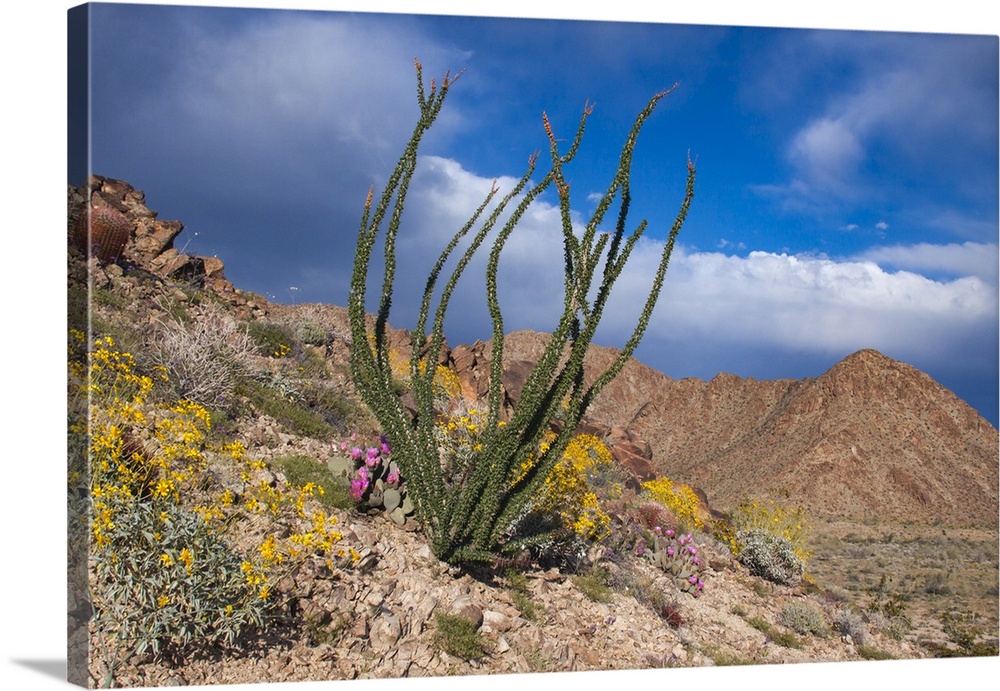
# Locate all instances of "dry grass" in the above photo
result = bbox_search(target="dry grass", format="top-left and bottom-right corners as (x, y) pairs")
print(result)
(807, 517), (998, 652)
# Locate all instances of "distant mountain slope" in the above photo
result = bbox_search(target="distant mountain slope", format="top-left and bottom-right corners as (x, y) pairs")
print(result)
(494, 331), (999, 527)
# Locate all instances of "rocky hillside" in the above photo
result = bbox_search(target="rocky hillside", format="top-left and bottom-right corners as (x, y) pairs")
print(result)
(471, 331), (999, 527)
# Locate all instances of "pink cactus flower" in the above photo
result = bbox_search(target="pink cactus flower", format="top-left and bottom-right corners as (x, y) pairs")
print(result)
(349, 478), (367, 500)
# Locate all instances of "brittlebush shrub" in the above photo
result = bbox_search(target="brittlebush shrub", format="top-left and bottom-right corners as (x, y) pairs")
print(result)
(512, 431), (614, 542)
(437, 409), (614, 544)
(640, 476), (704, 531)
(72, 335), (358, 680)
(388, 347), (462, 407)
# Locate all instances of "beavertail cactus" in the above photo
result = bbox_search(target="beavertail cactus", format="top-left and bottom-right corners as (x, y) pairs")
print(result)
(73, 205), (132, 263)
(333, 434), (417, 526)
(647, 530), (706, 597)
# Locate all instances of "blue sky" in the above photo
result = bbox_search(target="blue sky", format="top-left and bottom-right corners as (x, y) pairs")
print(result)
(77, 1), (999, 425)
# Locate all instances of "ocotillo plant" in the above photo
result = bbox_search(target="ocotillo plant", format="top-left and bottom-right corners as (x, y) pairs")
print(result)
(348, 59), (695, 566)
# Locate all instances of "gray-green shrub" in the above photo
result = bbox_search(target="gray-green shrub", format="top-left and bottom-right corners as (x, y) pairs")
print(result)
(832, 607), (868, 645)
(296, 320), (329, 347)
(146, 305), (255, 407)
(736, 528), (804, 585)
(779, 600), (827, 636)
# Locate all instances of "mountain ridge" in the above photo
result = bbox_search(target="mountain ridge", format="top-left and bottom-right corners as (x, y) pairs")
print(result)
(474, 330), (998, 527)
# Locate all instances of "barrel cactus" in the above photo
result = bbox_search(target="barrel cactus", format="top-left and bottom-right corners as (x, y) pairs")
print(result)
(73, 204), (132, 263)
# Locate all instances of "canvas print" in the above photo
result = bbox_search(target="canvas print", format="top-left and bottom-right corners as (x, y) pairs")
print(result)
(66, 2), (999, 688)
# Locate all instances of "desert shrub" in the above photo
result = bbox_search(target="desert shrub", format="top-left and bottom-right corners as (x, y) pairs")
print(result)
(89, 492), (269, 663)
(938, 608), (999, 656)
(439, 411), (615, 544)
(252, 369), (305, 403)
(295, 320), (329, 347)
(922, 569), (953, 595)
(247, 320), (296, 357)
(867, 573), (907, 611)
(68, 283), (89, 335)
(76, 337), (357, 683)
(387, 347), (463, 407)
(866, 611), (911, 641)
(572, 566), (614, 603)
(640, 476), (704, 530)
(856, 644), (895, 660)
(728, 497), (812, 566)
(243, 378), (338, 440)
(274, 454), (354, 511)
(522, 432), (615, 541)
(701, 645), (759, 667)
(736, 528), (804, 585)
(504, 570), (542, 621)
(146, 305), (255, 407)
(433, 612), (488, 661)
(779, 600), (828, 636)
(866, 574), (911, 631)
(822, 584), (852, 603)
(94, 286), (127, 309)
(746, 616), (803, 649)
(832, 607), (868, 645)
(300, 381), (361, 431)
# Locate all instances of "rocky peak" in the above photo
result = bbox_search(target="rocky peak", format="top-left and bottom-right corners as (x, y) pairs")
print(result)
(69, 175), (234, 295)
(446, 331), (998, 527)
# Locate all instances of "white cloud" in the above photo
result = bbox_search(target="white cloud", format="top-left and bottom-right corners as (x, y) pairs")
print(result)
(760, 33), (996, 218)
(599, 245), (997, 369)
(371, 155), (998, 374)
(859, 242), (999, 283)
(788, 118), (865, 196)
(150, 14), (470, 184)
